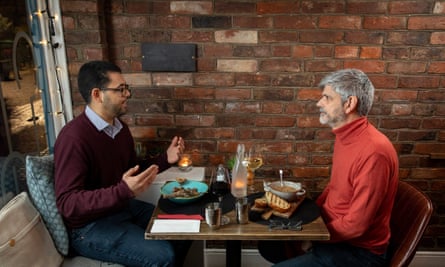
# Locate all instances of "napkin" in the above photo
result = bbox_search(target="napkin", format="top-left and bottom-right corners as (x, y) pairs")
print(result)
(157, 214), (204, 220)
(150, 219), (200, 233)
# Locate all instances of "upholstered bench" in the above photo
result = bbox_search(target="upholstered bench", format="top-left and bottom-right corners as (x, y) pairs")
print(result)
(22, 154), (123, 266)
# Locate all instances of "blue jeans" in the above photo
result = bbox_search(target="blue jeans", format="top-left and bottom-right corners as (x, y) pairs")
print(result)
(69, 199), (176, 267)
(272, 242), (387, 267)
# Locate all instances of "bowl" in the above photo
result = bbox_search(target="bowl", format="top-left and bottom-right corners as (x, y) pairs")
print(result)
(160, 180), (208, 204)
(263, 180), (306, 202)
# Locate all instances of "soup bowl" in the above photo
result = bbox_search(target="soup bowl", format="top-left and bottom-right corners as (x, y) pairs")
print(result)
(263, 180), (306, 202)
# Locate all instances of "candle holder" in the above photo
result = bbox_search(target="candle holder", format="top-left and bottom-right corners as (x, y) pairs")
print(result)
(178, 154), (193, 172)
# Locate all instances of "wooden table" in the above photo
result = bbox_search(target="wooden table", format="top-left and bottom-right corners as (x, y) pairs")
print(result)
(145, 184), (330, 267)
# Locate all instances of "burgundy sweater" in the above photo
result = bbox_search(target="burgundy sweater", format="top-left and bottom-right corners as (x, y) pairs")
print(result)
(316, 117), (399, 255)
(54, 113), (170, 229)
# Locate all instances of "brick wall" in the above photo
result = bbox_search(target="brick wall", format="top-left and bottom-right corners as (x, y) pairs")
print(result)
(61, 0), (445, 250)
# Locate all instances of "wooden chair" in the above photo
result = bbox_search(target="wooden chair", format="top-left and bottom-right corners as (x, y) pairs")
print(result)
(388, 180), (433, 267)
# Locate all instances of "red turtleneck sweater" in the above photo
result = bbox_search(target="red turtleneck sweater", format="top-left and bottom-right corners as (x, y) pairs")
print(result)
(316, 117), (399, 255)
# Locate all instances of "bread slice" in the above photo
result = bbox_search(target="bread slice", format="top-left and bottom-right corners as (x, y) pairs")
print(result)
(272, 197), (304, 218)
(254, 197), (268, 208)
(261, 208), (274, 220)
(265, 191), (291, 213)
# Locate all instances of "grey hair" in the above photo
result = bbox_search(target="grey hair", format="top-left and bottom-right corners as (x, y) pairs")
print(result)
(318, 69), (375, 116)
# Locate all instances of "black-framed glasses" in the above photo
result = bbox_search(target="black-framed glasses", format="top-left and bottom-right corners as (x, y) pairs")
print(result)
(268, 219), (303, 231)
(100, 84), (131, 96)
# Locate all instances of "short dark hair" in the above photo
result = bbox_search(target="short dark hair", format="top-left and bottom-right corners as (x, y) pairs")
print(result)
(77, 61), (122, 103)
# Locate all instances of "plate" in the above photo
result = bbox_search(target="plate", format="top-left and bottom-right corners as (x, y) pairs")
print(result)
(160, 181), (208, 204)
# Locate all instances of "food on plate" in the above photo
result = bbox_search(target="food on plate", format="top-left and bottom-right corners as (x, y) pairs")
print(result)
(270, 184), (298, 193)
(254, 197), (268, 208)
(265, 191), (291, 213)
(250, 191), (307, 220)
(175, 177), (187, 184)
(162, 186), (199, 198)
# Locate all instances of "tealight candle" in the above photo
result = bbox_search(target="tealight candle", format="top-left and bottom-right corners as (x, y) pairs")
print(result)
(178, 154), (192, 171)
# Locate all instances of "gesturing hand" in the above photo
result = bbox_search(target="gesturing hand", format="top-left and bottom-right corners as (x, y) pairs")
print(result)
(122, 164), (159, 196)
(166, 136), (185, 164)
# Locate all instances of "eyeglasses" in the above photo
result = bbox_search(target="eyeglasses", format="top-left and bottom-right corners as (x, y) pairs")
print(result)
(268, 219), (303, 231)
(100, 84), (131, 96)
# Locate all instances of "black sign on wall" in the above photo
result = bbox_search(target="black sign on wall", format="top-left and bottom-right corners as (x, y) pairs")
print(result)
(141, 43), (197, 72)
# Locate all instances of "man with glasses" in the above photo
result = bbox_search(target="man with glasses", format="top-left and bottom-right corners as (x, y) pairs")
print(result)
(55, 61), (187, 266)
(259, 69), (399, 267)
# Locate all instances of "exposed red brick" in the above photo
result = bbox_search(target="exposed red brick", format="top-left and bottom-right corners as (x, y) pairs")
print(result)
(319, 16), (361, 29)
(369, 75), (398, 89)
(399, 76), (440, 89)
(170, 1), (212, 15)
(257, 2), (299, 14)
(429, 62), (445, 73)
(314, 46), (333, 57)
(274, 16), (317, 29)
(259, 31), (298, 43)
(214, 2), (255, 14)
(197, 58), (216, 71)
(260, 59), (301, 72)
(379, 90), (418, 102)
(176, 115), (215, 127)
(387, 62), (427, 74)
(335, 46), (359, 58)
(126, 1), (153, 14)
(347, 1), (387, 14)
(235, 73), (271, 86)
(129, 126), (157, 139)
(262, 102), (284, 114)
(194, 73), (235, 86)
(301, 1), (344, 13)
(272, 45), (291, 57)
(345, 31), (385, 44)
(297, 89), (321, 101)
(298, 116), (322, 128)
(233, 16), (273, 28)
(172, 31), (213, 42)
(255, 116), (295, 127)
(61, 0), (98, 13)
(411, 168), (445, 179)
(408, 17), (445, 30)
(431, 32), (445, 44)
(292, 45), (313, 58)
(360, 46), (382, 59)
(363, 16), (407, 30)
(306, 60), (342, 72)
(344, 60), (385, 73)
(136, 115), (174, 126)
(174, 87), (215, 99)
(389, 1), (432, 14)
(300, 31), (343, 43)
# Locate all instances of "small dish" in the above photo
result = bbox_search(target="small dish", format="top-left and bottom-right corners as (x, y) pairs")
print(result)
(263, 180), (306, 202)
(161, 180), (208, 204)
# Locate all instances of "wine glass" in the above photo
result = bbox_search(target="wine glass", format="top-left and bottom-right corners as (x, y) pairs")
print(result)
(210, 164), (231, 224)
(242, 145), (264, 193)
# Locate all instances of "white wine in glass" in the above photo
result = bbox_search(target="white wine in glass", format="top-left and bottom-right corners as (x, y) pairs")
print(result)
(243, 145), (264, 193)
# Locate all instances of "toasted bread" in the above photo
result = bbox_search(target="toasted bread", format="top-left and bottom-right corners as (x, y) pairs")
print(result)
(261, 208), (274, 220)
(265, 191), (291, 213)
(254, 197), (268, 208)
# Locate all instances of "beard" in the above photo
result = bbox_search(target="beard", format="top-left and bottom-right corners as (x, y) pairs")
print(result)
(319, 107), (346, 128)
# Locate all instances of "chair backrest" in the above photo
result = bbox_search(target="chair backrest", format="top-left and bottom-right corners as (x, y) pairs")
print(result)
(388, 181), (433, 267)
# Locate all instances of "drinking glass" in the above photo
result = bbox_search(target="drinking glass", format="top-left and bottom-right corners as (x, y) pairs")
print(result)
(210, 164), (231, 225)
(242, 145), (264, 193)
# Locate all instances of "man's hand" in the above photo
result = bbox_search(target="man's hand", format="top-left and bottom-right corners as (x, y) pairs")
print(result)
(122, 164), (159, 196)
(166, 136), (185, 164)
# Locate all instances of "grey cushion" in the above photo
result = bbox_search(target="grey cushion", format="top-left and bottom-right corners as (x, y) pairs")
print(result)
(26, 154), (69, 255)
(0, 152), (25, 199)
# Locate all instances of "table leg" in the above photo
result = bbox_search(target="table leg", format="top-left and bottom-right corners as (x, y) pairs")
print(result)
(226, 240), (241, 267)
